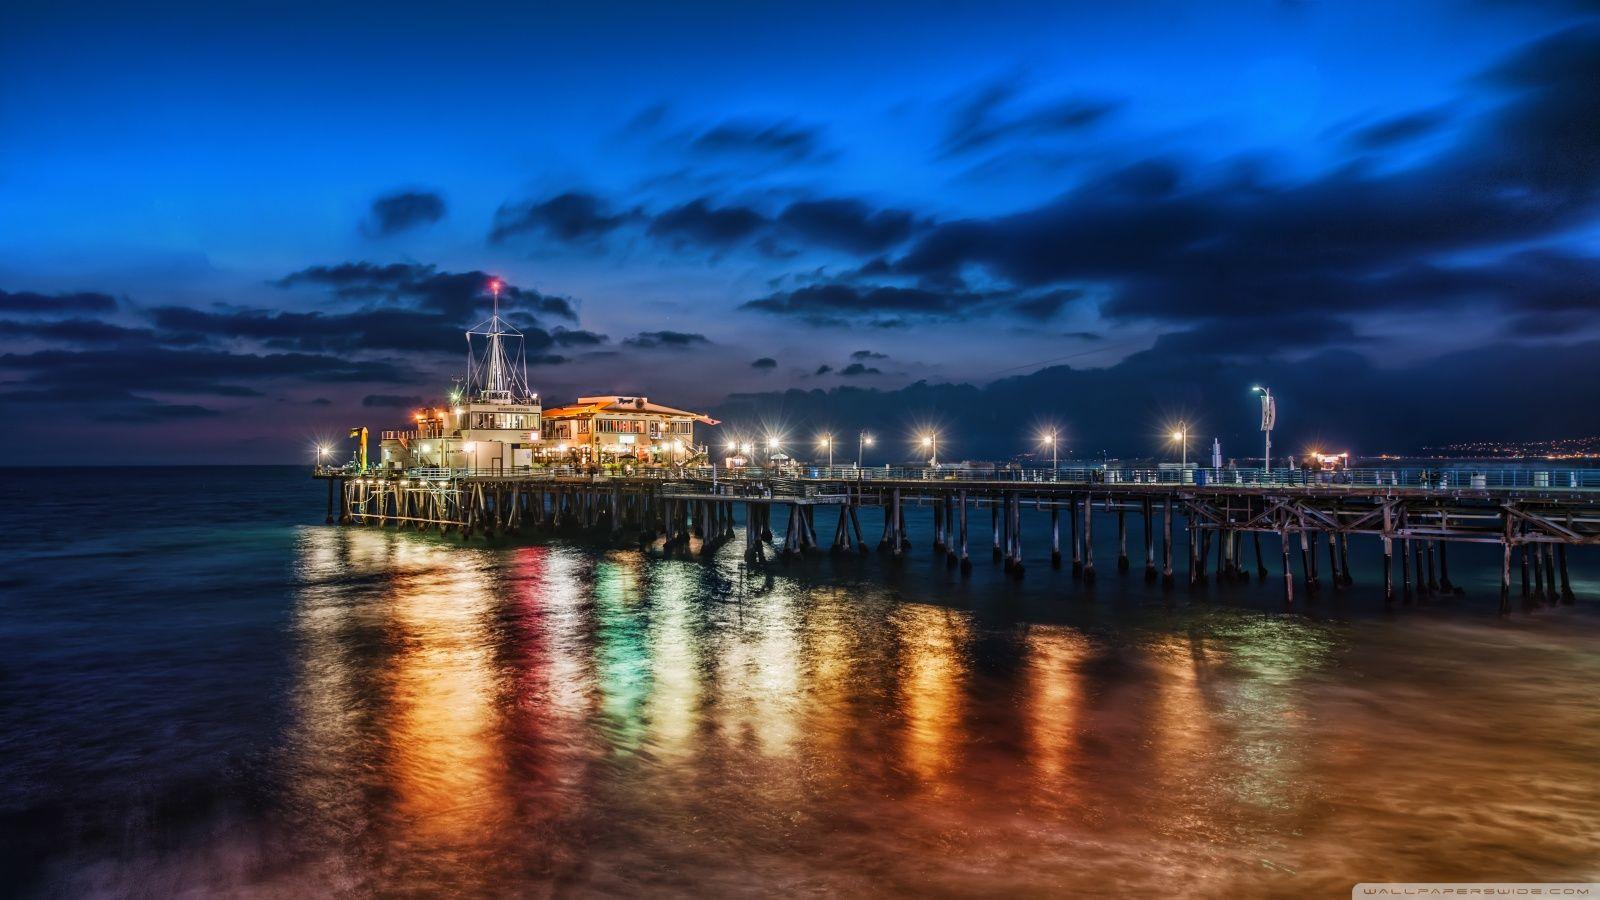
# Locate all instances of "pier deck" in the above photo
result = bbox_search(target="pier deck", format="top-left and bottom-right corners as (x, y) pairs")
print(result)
(315, 464), (1599, 610)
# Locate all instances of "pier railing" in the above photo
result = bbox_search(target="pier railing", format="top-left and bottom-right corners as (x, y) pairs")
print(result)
(708, 464), (1600, 491)
(317, 463), (1600, 492)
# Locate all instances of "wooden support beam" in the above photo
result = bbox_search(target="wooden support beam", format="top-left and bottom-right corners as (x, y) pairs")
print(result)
(985, 496), (998, 560)
(1162, 496), (1174, 588)
(1338, 531), (1353, 587)
(1186, 511), (1197, 589)
(1069, 495), (1083, 577)
(1117, 506), (1129, 573)
(1558, 543), (1576, 604)
(1011, 494), (1025, 579)
(1500, 511), (1513, 614)
(1143, 497), (1157, 582)
(958, 490), (971, 574)
(1083, 493), (1096, 583)
(1280, 525), (1294, 606)
(892, 488), (904, 558)
(1051, 506), (1062, 569)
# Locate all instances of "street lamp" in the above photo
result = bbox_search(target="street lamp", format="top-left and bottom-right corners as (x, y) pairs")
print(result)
(858, 431), (874, 467)
(1252, 385), (1275, 474)
(818, 434), (834, 469)
(1170, 425), (1189, 469)
(920, 432), (938, 468)
(316, 444), (330, 470)
(1040, 430), (1058, 480)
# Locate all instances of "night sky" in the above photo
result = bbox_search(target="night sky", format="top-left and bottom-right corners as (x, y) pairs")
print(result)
(4, 1), (1599, 464)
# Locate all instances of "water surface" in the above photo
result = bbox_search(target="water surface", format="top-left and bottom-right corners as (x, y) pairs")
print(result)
(3, 467), (1599, 896)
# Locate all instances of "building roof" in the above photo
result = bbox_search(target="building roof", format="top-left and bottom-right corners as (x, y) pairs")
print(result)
(542, 395), (720, 425)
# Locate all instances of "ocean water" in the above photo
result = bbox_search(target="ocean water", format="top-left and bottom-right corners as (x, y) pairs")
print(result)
(3, 466), (1599, 897)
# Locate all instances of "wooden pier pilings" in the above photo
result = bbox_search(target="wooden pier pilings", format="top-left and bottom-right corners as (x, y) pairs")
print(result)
(317, 471), (1598, 612)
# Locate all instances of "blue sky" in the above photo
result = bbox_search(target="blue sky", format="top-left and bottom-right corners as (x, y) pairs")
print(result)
(3, 1), (1598, 462)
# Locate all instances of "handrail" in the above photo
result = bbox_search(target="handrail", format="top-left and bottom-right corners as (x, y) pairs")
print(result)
(316, 462), (1600, 492)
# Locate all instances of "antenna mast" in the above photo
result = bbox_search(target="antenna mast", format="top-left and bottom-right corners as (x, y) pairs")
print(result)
(465, 277), (534, 403)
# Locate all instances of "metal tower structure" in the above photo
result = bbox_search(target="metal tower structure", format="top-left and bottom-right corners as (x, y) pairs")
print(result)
(465, 279), (535, 403)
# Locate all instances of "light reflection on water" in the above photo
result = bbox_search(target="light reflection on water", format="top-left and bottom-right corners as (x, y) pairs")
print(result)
(27, 519), (1600, 896)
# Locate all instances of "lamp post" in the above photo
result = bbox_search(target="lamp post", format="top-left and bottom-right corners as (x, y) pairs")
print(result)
(1252, 385), (1275, 474)
(858, 431), (874, 467)
(1041, 431), (1058, 481)
(1170, 425), (1188, 469)
(920, 432), (938, 468)
(819, 434), (833, 469)
(316, 444), (330, 471)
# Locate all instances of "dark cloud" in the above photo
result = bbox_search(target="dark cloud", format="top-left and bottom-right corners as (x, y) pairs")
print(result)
(850, 350), (888, 360)
(648, 198), (769, 247)
(275, 262), (577, 321)
(715, 337), (1600, 459)
(149, 305), (459, 354)
(814, 364), (833, 375)
(1012, 289), (1083, 320)
(839, 362), (881, 376)
(1148, 314), (1360, 358)
(0, 385), (222, 421)
(364, 189), (445, 236)
(689, 119), (825, 162)
(1345, 108), (1450, 150)
(362, 393), (424, 408)
(1503, 308), (1595, 337)
(0, 289), (117, 315)
(941, 77), (1119, 157)
(551, 327), (609, 346)
(741, 280), (1080, 325)
(489, 191), (640, 244)
(890, 25), (1600, 329)
(151, 304), (614, 359)
(0, 347), (408, 398)
(0, 318), (156, 344)
(1356, 249), (1600, 313)
(485, 190), (925, 260)
(776, 199), (919, 254)
(751, 356), (777, 369)
(743, 283), (974, 322)
(624, 102), (671, 134)
(622, 330), (711, 349)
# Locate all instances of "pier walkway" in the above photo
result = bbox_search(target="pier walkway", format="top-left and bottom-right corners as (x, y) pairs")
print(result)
(315, 464), (1600, 611)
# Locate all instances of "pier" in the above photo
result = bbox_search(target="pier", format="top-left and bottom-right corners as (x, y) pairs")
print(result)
(316, 464), (1599, 612)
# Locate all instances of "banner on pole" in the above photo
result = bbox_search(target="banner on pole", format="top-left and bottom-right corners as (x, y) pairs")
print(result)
(1260, 395), (1276, 431)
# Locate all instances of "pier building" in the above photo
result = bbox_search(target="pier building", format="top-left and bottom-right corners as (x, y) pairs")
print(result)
(379, 280), (542, 472)
(375, 281), (713, 473)
(539, 396), (717, 466)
